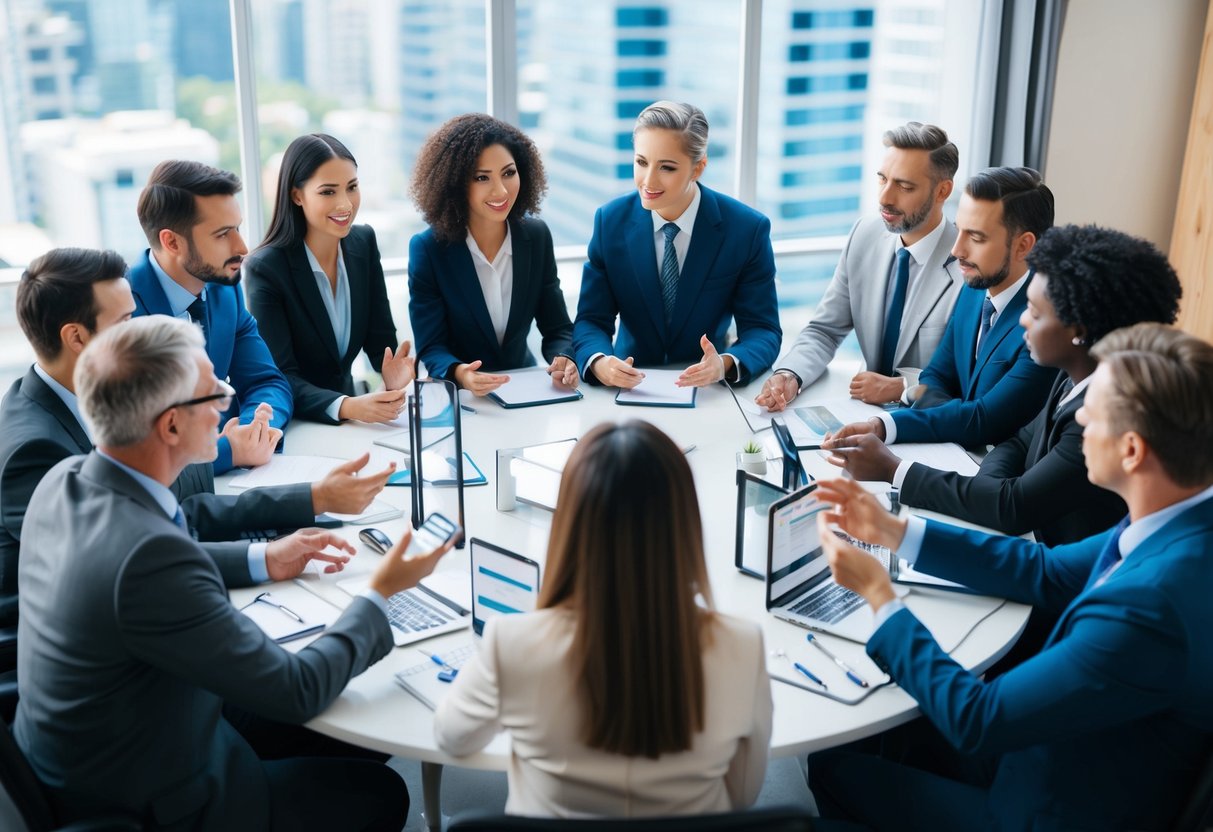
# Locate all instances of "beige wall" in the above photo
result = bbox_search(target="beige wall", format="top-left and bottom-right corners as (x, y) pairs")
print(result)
(1045, 0), (1207, 250)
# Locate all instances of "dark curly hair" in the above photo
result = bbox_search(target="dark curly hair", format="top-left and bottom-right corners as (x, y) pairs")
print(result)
(1027, 224), (1182, 345)
(410, 113), (547, 243)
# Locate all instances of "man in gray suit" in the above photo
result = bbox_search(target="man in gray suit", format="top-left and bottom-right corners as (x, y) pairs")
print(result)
(14, 316), (452, 830)
(756, 122), (964, 409)
(0, 247), (396, 626)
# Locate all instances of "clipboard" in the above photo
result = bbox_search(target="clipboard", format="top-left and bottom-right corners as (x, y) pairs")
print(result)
(614, 369), (696, 408)
(487, 367), (584, 409)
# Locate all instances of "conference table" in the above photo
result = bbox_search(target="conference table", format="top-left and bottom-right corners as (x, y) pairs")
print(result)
(226, 360), (1029, 830)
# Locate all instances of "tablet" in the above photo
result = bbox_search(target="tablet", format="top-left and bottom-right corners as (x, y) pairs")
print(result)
(469, 538), (541, 636)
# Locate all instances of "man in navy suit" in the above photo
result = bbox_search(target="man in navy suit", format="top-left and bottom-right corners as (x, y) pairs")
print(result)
(826, 167), (1058, 451)
(808, 322), (1213, 830)
(573, 101), (781, 387)
(129, 160), (292, 474)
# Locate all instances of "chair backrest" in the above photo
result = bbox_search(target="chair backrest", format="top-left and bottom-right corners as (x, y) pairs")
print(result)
(448, 805), (816, 831)
(0, 723), (56, 832)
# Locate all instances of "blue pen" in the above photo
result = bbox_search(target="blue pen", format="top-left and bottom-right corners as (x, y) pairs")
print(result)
(419, 649), (459, 680)
(806, 632), (869, 688)
(793, 661), (828, 690)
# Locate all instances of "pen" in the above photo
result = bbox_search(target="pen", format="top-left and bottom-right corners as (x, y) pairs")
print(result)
(682, 444), (697, 455)
(806, 632), (869, 688)
(418, 649), (458, 674)
(251, 592), (303, 623)
(793, 661), (828, 690)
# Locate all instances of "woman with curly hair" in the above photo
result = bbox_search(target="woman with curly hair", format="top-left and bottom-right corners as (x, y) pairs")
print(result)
(244, 133), (414, 424)
(827, 223), (1182, 546)
(407, 114), (575, 395)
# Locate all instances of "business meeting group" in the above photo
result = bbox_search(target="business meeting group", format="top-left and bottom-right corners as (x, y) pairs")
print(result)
(2, 98), (1211, 832)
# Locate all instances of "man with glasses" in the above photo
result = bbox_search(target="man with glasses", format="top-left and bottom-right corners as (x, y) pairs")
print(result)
(129, 159), (292, 474)
(15, 316), (452, 830)
(0, 247), (396, 627)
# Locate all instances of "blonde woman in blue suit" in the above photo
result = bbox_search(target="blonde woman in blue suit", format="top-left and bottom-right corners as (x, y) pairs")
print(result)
(573, 101), (781, 388)
(408, 114), (576, 396)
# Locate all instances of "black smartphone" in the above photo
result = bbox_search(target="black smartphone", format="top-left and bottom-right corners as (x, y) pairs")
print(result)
(357, 513), (461, 557)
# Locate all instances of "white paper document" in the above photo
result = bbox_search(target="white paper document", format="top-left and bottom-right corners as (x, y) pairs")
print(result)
(488, 367), (582, 408)
(615, 369), (696, 407)
(228, 455), (344, 489)
(237, 584), (342, 644)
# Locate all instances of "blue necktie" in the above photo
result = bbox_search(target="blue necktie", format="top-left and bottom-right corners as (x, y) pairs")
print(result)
(1085, 515), (1131, 590)
(172, 506), (188, 531)
(659, 222), (680, 322)
(976, 296), (995, 356)
(879, 248), (911, 376)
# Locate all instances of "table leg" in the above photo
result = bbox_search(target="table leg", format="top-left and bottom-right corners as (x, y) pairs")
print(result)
(421, 761), (444, 832)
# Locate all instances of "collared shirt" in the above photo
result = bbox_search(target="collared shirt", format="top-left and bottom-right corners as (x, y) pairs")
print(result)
(466, 227), (514, 346)
(33, 363), (92, 443)
(95, 451), (269, 583)
(887, 215), (947, 319)
(148, 250), (204, 320)
(650, 182), (702, 276)
(874, 482), (1213, 627)
(303, 242), (352, 358)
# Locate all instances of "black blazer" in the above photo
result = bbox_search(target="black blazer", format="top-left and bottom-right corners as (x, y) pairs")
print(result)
(408, 216), (573, 383)
(243, 224), (398, 423)
(899, 372), (1126, 545)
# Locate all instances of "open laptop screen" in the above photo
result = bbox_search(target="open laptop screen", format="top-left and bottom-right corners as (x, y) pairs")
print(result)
(766, 485), (832, 608)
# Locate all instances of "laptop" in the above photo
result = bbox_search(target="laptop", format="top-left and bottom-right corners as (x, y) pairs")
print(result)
(765, 484), (894, 644)
(469, 538), (541, 636)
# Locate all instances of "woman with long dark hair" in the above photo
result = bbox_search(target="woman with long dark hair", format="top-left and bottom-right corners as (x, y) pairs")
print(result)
(244, 133), (413, 424)
(434, 421), (772, 817)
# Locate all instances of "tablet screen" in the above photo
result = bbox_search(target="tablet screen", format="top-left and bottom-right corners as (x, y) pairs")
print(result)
(470, 539), (541, 636)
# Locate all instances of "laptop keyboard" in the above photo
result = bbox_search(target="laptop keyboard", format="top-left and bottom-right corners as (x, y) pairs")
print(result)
(387, 590), (455, 633)
(789, 582), (866, 625)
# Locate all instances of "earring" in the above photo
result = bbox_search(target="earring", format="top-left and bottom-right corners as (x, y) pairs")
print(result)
(1072, 336), (1085, 346)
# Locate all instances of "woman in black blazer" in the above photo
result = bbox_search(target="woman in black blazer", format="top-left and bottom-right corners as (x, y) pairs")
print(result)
(245, 133), (414, 424)
(829, 224), (1182, 546)
(408, 114), (576, 396)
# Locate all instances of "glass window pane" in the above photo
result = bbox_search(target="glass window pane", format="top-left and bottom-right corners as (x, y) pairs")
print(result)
(517, 0), (741, 247)
(249, 0), (488, 260)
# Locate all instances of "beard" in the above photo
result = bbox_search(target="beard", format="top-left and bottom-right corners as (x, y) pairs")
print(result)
(183, 240), (242, 286)
(960, 246), (1012, 290)
(880, 194), (933, 235)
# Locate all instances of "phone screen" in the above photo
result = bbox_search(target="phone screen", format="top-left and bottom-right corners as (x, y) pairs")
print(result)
(407, 512), (460, 556)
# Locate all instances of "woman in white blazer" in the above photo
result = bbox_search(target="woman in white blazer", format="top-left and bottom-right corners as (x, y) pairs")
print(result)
(434, 421), (773, 818)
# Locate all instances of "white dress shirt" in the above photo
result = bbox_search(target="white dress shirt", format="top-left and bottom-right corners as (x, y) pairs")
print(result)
(467, 227), (514, 346)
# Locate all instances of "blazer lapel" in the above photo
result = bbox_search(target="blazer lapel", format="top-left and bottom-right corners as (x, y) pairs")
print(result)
(446, 241), (500, 348)
(969, 277), (1030, 397)
(22, 368), (91, 452)
(669, 186), (725, 342)
(896, 224), (957, 368)
(503, 220), (535, 347)
(287, 245), (342, 363)
(625, 198), (667, 340)
(341, 235), (369, 364)
(857, 231), (898, 371)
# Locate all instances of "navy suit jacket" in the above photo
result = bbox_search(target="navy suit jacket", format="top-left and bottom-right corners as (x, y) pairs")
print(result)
(899, 373), (1126, 545)
(869, 502), (1213, 829)
(129, 251), (293, 473)
(0, 368), (314, 626)
(243, 225), (398, 424)
(573, 185), (781, 384)
(892, 276), (1057, 446)
(408, 216), (572, 383)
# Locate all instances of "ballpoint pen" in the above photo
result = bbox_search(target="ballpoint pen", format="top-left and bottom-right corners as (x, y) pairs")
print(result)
(250, 592), (303, 623)
(418, 649), (459, 681)
(806, 632), (869, 688)
(793, 661), (828, 690)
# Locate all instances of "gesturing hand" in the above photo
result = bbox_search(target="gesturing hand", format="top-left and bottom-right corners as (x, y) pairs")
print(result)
(368, 527), (458, 599)
(265, 528), (357, 580)
(755, 372), (799, 412)
(546, 355), (580, 389)
(590, 356), (645, 389)
(677, 335), (729, 387)
(381, 340), (416, 391)
(311, 452), (395, 515)
(454, 361), (510, 396)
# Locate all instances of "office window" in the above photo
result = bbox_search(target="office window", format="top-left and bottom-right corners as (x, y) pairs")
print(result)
(518, 0), (740, 246)
(248, 0), (487, 259)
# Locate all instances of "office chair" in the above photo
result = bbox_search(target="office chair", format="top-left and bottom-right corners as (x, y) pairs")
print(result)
(1173, 745), (1213, 832)
(447, 805), (816, 831)
(0, 625), (19, 725)
(0, 722), (138, 832)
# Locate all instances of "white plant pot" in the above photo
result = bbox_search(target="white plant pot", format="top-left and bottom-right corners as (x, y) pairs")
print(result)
(737, 451), (767, 475)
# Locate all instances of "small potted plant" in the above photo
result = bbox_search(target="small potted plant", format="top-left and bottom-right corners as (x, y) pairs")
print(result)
(738, 440), (766, 475)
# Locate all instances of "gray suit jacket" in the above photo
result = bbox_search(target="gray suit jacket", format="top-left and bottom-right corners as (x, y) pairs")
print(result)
(776, 216), (963, 387)
(13, 452), (393, 829)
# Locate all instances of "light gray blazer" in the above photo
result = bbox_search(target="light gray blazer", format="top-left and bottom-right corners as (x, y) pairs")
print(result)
(14, 452), (393, 829)
(776, 215), (963, 386)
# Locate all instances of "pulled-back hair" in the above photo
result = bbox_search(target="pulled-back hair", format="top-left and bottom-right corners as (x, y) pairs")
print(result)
(17, 247), (127, 360)
(75, 316), (202, 448)
(538, 421), (713, 758)
(1091, 324), (1213, 488)
(964, 166), (1054, 240)
(410, 114), (547, 244)
(633, 100), (709, 164)
(137, 160), (242, 248)
(259, 133), (357, 251)
(882, 121), (958, 184)
(1028, 225), (1181, 345)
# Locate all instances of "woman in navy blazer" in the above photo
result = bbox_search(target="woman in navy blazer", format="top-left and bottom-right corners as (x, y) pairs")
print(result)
(408, 114), (576, 396)
(244, 133), (414, 424)
(572, 101), (781, 388)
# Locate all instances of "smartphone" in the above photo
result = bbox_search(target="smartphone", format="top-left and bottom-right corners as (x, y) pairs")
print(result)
(408, 512), (462, 555)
